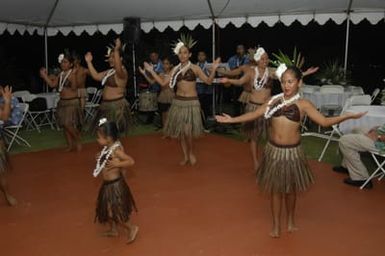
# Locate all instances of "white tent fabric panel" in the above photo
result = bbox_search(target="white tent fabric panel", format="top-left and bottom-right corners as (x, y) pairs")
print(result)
(0, 0), (384, 35)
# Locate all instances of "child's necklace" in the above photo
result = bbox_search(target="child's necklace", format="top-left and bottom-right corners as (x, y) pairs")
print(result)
(93, 141), (122, 177)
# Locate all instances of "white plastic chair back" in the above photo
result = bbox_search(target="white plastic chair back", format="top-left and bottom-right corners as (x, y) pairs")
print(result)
(348, 95), (371, 106)
(13, 90), (32, 101)
(320, 85), (344, 94)
(86, 87), (98, 95)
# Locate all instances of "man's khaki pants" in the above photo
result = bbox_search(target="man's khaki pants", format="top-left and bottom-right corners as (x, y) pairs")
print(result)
(339, 134), (377, 180)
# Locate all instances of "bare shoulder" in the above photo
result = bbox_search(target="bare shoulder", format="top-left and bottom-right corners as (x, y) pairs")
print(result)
(190, 64), (200, 71)
(297, 98), (315, 111)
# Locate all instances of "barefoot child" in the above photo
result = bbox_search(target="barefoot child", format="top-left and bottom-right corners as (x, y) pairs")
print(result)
(216, 65), (366, 238)
(0, 85), (17, 206)
(93, 119), (138, 243)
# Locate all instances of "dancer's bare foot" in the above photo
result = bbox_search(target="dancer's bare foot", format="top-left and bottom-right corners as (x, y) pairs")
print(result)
(76, 143), (82, 152)
(64, 146), (74, 152)
(5, 194), (17, 206)
(127, 225), (139, 244)
(288, 223), (299, 233)
(180, 158), (189, 166)
(270, 226), (280, 238)
(189, 154), (197, 166)
(101, 230), (118, 237)
(254, 161), (260, 173)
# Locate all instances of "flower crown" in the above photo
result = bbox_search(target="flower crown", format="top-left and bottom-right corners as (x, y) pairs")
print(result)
(105, 43), (126, 58)
(172, 34), (197, 55)
(254, 47), (266, 62)
(58, 49), (72, 64)
(275, 63), (288, 81)
(98, 118), (108, 126)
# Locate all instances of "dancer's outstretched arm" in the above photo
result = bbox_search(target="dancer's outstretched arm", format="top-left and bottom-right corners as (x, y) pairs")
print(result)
(216, 103), (267, 124)
(85, 52), (105, 82)
(302, 99), (366, 127)
(193, 58), (221, 85)
(144, 62), (171, 87)
(113, 38), (127, 80)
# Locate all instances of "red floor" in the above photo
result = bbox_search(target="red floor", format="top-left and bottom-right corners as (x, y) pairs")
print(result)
(1, 134), (384, 256)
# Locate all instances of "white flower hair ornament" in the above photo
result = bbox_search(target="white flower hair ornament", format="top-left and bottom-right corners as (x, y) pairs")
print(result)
(98, 118), (108, 126)
(275, 63), (288, 81)
(254, 47), (266, 62)
(105, 45), (114, 58)
(173, 41), (185, 55)
(58, 53), (65, 64)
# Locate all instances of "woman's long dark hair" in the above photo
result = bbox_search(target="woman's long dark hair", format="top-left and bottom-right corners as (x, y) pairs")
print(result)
(285, 65), (303, 80)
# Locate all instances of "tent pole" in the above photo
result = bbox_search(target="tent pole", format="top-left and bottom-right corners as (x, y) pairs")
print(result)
(206, 0), (217, 117)
(343, 13), (351, 77)
(343, 0), (353, 78)
(211, 19), (216, 116)
(44, 27), (49, 92)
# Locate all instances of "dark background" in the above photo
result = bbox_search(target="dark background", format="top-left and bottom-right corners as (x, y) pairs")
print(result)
(0, 19), (384, 95)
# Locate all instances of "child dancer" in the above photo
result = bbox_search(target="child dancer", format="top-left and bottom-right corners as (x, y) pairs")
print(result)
(93, 119), (138, 243)
(0, 85), (17, 206)
(216, 65), (365, 238)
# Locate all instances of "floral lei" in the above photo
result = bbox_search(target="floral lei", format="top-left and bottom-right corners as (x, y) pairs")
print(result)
(168, 61), (192, 89)
(264, 93), (301, 119)
(93, 141), (122, 177)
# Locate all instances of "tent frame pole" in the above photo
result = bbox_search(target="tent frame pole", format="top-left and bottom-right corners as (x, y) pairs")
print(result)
(211, 19), (216, 116)
(207, 0), (217, 117)
(43, 0), (60, 92)
(343, 0), (353, 78)
(44, 27), (49, 92)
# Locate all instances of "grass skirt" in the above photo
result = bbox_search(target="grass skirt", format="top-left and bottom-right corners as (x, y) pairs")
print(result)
(0, 137), (10, 174)
(56, 98), (83, 129)
(94, 97), (132, 134)
(95, 176), (137, 224)
(158, 88), (175, 104)
(238, 91), (251, 104)
(164, 96), (203, 138)
(78, 88), (88, 98)
(257, 141), (314, 194)
(242, 101), (266, 140)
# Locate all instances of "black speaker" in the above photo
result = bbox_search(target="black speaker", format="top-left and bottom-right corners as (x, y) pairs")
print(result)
(123, 17), (141, 44)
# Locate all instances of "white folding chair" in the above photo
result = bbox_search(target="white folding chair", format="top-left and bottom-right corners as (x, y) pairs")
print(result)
(371, 88), (380, 103)
(318, 95), (371, 161)
(360, 151), (385, 190)
(3, 103), (31, 151)
(27, 97), (55, 132)
(86, 87), (98, 102)
(85, 89), (102, 122)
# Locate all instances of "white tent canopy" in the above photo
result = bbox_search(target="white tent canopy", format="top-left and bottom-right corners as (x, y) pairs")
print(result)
(0, 0), (384, 36)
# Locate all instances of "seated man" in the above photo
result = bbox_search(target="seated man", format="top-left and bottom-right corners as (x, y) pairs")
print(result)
(333, 124), (385, 189)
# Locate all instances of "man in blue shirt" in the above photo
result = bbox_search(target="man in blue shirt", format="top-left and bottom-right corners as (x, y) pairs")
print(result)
(227, 44), (249, 116)
(143, 51), (164, 125)
(148, 51), (164, 93)
(196, 51), (213, 130)
(0, 90), (22, 126)
(227, 44), (249, 70)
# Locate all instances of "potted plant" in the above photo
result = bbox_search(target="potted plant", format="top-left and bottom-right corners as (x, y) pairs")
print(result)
(315, 60), (351, 86)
